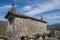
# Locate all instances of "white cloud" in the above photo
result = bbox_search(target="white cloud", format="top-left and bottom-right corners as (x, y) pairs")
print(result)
(12, 0), (17, 2)
(0, 5), (17, 9)
(0, 5), (11, 9)
(23, 6), (32, 11)
(47, 16), (60, 20)
(45, 15), (60, 24)
(14, 0), (17, 1)
(0, 5), (18, 10)
(24, 0), (60, 16)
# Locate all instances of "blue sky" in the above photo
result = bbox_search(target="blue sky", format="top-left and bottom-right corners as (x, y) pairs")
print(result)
(0, 0), (60, 25)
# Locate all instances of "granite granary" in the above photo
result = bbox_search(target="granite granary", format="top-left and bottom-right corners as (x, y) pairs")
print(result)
(5, 3), (48, 40)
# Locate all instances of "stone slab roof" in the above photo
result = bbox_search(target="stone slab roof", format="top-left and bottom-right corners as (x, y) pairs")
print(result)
(5, 11), (47, 23)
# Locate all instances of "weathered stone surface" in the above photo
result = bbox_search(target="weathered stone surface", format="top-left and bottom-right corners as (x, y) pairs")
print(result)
(6, 17), (47, 40)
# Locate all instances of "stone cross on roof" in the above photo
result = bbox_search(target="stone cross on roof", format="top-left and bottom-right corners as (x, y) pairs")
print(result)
(11, 2), (16, 12)
(40, 16), (43, 20)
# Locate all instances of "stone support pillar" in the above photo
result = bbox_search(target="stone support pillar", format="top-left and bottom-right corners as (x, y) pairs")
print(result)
(30, 39), (34, 40)
(25, 37), (28, 40)
(39, 37), (42, 40)
(45, 34), (48, 40)
(38, 36), (42, 40)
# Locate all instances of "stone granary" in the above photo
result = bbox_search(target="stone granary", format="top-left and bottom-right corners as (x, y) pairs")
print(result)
(5, 3), (48, 40)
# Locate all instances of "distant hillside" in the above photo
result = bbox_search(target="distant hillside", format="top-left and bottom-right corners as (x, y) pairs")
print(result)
(47, 23), (60, 38)
(0, 21), (7, 35)
(47, 23), (60, 29)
